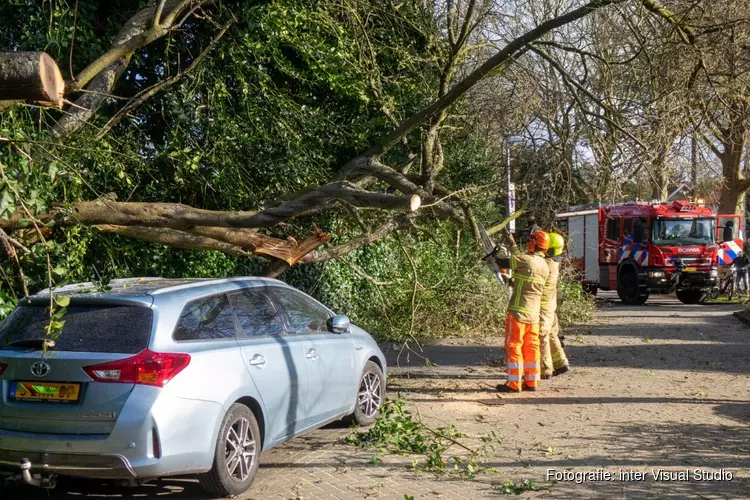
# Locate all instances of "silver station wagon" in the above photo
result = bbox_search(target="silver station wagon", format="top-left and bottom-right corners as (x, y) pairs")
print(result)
(0, 277), (386, 497)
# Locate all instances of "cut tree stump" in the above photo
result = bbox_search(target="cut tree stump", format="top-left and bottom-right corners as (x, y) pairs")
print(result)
(0, 52), (64, 108)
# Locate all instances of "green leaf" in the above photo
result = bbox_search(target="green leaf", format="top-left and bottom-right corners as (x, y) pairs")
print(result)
(55, 296), (70, 307)
(48, 162), (59, 183)
(52, 267), (67, 277)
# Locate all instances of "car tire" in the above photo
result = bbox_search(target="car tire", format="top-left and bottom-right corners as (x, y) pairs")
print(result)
(344, 361), (385, 427)
(199, 403), (261, 498)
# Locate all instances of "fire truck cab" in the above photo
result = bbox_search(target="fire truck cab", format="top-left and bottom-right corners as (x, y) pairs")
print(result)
(556, 201), (744, 305)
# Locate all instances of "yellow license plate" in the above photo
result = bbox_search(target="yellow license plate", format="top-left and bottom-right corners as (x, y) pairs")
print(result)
(684, 267), (697, 272)
(11, 381), (81, 402)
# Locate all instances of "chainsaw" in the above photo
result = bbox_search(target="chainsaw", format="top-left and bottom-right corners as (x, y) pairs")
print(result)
(477, 221), (511, 284)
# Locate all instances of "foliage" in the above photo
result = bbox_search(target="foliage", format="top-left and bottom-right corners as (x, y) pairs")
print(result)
(495, 479), (541, 495)
(345, 394), (499, 477)
(0, 291), (15, 321)
(0, 0), (599, 344)
(557, 279), (595, 327)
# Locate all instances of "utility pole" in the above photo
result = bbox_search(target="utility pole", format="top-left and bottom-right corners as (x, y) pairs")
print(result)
(691, 131), (697, 196)
(505, 136), (523, 233)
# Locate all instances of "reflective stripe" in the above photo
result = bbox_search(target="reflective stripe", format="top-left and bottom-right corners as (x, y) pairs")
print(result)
(523, 362), (539, 369)
(507, 374), (522, 381)
(506, 362), (520, 369)
(514, 274), (547, 285)
(523, 373), (541, 381)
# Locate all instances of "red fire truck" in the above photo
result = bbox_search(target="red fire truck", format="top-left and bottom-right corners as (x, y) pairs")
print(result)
(556, 200), (744, 305)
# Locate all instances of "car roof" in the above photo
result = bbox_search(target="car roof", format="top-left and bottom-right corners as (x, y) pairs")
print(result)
(26, 277), (291, 302)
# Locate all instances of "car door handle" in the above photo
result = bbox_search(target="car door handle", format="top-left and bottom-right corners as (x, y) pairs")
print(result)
(305, 349), (318, 360)
(248, 355), (266, 367)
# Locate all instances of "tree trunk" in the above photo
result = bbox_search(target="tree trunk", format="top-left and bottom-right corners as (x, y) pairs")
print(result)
(0, 52), (64, 107)
(718, 182), (746, 214)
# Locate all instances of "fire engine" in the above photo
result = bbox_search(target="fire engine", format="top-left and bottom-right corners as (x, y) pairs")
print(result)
(556, 200), (744, 305)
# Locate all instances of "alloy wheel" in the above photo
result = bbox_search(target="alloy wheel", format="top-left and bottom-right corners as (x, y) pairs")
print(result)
(225, 417), (256, 483)
(358, 372), (382, 418)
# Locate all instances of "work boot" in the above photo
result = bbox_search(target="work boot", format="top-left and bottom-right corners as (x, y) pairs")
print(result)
(553, 365), (570, 377)
(496, 384), (521, 393)
(541, 373), (552, 380)
(522, 384), (537, 392)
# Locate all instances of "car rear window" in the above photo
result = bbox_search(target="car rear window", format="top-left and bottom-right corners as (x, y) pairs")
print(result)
(0, 305), (153, 354)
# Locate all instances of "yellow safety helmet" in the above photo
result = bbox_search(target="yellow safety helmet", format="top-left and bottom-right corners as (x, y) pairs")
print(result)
(547, 232), (565, 257)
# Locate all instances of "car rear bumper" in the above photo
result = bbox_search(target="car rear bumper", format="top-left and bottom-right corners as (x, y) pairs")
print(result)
(0, 389), (224, 479)
(0, 449), (135, 478)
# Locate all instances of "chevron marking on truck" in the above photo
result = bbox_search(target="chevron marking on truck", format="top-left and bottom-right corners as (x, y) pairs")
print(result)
(718, 239), (742, 265)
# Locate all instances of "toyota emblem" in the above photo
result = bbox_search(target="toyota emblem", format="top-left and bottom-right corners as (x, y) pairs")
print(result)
(30, 361), (51, 378)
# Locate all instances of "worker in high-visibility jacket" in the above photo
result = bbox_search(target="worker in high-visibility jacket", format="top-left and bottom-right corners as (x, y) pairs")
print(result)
(539, 233), (570, 378)
(492, 229), (550, 392)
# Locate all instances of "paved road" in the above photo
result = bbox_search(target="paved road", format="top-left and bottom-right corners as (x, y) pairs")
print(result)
(3, 292), (750, 499)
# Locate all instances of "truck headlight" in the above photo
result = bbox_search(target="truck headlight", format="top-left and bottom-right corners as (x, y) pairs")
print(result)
(648, 271), (665, 278)
(710, 267), (718, 277)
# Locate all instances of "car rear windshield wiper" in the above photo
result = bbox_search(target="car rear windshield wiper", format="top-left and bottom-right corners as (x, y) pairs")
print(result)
(5, 338), (56, 349)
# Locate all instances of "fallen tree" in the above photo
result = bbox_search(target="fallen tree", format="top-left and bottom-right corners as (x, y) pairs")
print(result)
(0, 0), (688, 280)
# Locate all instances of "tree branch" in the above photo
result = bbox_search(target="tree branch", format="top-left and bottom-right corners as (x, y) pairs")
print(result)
(0, 183), (420, 230)
(153, 0), (168, 27)
(53, 0), (212, 136)
(94, 225), (251, 256)
(299, 216), (412, 263)
(336, 0), (627, 179)
(97, 20), (232, 138)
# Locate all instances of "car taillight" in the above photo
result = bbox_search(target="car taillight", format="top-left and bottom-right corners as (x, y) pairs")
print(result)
(0, 363), (6, 377)
(83, 349), (190, 388)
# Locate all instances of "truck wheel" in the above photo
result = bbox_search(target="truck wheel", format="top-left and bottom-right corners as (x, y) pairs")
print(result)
(676, 289), (704, 305)
(634, 290), (650, 305)
(617, 272), (641, 305)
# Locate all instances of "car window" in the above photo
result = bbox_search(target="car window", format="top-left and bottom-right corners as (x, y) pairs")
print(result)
(228, 290), (285, 337)
(0, 305), (152, 354)
(271, 289), (331, 334)
(173, 293), (236, 341)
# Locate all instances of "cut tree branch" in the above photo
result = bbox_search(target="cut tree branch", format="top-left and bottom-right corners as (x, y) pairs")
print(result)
(0, 52), (64, 107)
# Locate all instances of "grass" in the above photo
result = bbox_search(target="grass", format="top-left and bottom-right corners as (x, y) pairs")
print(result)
(705, 295), (748, 305)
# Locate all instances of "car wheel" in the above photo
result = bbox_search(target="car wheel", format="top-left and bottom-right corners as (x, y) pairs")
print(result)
(199, 403), (261, 498)
(345, 361), (385, 427)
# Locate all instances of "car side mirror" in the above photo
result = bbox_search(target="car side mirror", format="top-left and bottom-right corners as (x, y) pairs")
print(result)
(329, 315), (351, 334)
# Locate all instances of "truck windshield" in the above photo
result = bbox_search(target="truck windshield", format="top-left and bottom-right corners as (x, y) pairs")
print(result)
(652, 218), (715, 246)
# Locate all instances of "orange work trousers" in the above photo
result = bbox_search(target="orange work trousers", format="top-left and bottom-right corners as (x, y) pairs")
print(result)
(504, 313), (541, 391)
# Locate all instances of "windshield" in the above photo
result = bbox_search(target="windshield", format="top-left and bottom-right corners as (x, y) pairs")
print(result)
(652, 218), (715, 246)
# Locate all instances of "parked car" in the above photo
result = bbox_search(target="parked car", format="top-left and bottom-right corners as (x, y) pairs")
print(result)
(0, 277), (386, 497)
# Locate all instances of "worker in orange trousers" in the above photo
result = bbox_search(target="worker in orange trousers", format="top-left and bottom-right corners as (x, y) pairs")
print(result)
(492, 229), (550, 392)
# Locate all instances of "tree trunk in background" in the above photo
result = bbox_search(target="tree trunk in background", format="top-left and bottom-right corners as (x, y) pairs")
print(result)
(716, 114), (749, 214)
(650, 147), (670, 201)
